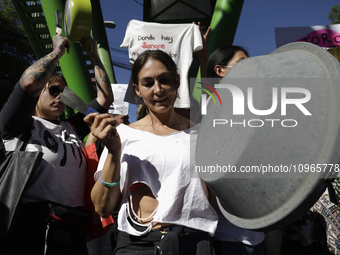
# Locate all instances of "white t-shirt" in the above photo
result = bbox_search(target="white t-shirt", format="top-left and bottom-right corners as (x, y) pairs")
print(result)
(120, 19), (203, 108)
(96, 124), (218, 236)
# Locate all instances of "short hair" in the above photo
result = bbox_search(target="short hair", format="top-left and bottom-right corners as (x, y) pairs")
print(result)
(206, 46), (249, 78)
(48, 72), (67, 86)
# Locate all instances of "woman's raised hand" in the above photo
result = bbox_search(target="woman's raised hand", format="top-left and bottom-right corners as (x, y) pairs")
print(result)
(84, 113), (121, 154)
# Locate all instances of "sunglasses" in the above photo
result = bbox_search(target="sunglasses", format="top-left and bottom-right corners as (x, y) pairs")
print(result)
(48, 85), (63, 97)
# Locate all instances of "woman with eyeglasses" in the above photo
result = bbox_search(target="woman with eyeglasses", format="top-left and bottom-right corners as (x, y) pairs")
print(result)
(0, 33), (113, 254)
(206, 45), (248, 79)
(205, 46), (266, 255)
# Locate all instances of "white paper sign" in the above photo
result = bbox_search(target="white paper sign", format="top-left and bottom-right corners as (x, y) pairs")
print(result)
(108, 84), (129, 115)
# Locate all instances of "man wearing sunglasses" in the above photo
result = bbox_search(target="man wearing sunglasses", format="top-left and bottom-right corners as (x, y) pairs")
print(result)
(0, 33), (114, 254)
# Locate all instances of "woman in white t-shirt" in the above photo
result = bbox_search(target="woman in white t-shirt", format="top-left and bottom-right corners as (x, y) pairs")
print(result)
(91, 50), (218, 254)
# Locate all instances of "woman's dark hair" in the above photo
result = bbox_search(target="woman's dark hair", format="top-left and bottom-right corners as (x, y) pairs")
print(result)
(131, 50), (178, 86)
(206, 46), (249, 78)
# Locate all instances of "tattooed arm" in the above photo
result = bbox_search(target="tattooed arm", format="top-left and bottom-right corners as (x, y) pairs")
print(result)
(66, 39), (113, 139)
(20, 34), (70, 97)
(88, 39), (114, 109)
(0, 34), (70, 138)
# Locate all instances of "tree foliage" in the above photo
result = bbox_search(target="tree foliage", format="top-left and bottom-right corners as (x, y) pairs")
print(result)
(0, 0), (35, 109)
(328, 4), (340, 24)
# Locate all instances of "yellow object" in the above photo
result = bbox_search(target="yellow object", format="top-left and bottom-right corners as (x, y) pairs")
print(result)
(64, 0), (92, 43)
(327, 47), (340, 62)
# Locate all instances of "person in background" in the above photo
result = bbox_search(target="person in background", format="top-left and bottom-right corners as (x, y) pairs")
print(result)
(91, 50), (218, 254)
(206, 45), (248, 79)
(206, 45), (266, 255)
(0, 33), (113, 255)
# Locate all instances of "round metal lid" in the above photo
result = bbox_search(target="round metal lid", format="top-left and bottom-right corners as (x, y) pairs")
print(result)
(195, 42), (340, 231)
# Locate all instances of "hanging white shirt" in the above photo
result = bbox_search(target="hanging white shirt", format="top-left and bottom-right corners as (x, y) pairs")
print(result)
(120, 19), (203, 108)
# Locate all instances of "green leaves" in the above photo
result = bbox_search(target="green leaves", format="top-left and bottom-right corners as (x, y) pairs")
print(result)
(328, 4), (340, 24)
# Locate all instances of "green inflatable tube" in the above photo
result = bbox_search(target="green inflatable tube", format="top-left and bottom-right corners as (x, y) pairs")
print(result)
(40, 0), (96, 103)
(91, 0), (116, 84)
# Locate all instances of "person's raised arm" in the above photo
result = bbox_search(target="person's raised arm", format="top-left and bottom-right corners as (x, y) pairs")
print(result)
(84, 113), (121, 217)
(20, 33), (70, 97)
(85, 39), (114, 109)
(196, 22), (210, 78)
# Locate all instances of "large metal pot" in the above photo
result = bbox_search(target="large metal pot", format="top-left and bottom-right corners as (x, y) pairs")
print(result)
(196, 42), (340, 231)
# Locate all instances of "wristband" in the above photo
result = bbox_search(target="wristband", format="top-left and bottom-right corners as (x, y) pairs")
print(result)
(99, 174), (120, 188)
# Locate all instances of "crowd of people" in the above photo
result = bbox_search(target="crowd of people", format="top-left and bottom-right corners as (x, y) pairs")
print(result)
(1, 21), (338, 255)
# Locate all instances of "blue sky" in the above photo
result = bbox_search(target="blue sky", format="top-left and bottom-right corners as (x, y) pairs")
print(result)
(99, 0), (339, 122)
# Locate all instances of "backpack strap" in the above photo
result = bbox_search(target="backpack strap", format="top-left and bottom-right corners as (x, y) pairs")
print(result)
(14, 120), (33, 152)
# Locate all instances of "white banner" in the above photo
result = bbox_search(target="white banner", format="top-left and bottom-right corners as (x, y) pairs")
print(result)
(108, 84), (129, 115)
